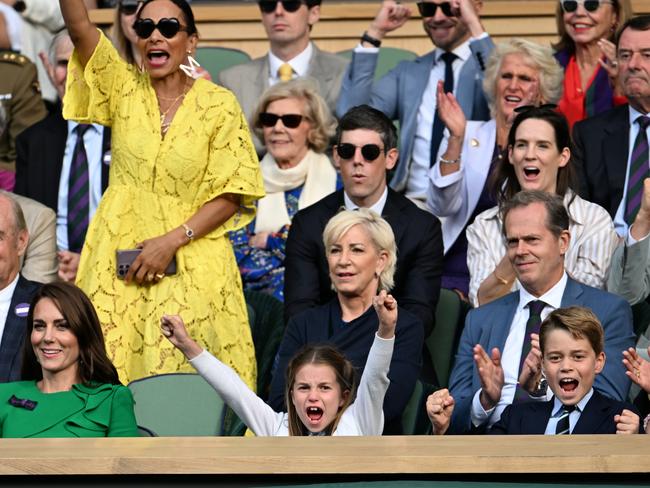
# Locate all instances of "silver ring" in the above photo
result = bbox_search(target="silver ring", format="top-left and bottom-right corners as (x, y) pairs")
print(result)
(611, 60), (618, 68)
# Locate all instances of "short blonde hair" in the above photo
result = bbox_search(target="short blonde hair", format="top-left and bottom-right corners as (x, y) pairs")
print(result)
(483, 38), (564, 117)
(322, 208), (396, 292)
(252, 78), (336, 153)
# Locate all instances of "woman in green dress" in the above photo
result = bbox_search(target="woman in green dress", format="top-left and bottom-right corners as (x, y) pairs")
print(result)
(0, 282), (138, 437)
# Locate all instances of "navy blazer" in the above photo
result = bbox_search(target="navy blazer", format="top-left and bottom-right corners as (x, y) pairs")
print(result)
(14, 109), (110, 212)
(0, 275), (40, 383)
(284, 188), (443, 337)
(448, 278), (635, 434)
(490, 390), (638, 435)
(573, 104), (629, 219)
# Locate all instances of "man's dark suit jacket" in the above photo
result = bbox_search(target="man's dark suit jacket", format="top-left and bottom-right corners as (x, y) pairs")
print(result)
(14, 110), (110, 212)
(490, 390), (638, 435)
(284, 188), (443, 337)
(0, 275), (40, 383)
(573, 104), (630, 219)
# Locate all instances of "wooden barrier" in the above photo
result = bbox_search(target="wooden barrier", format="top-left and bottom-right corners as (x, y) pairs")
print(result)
(0, 435), (649, 476)
(90, 0), (650, 58)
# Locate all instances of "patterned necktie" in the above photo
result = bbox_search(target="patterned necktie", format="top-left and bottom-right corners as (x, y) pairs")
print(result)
(430, 51), (458, 167)
(513, 300), (546, 403)
(277, 63), (293, 82)
(625, 115), (650, 225)
(555, 404), (576, 435)
(67, 124), (91, 253)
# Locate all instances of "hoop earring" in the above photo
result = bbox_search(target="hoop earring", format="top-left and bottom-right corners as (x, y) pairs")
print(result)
(180, 53), (202, 79)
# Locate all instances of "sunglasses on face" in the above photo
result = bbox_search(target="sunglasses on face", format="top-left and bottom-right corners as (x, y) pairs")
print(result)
(416, 1), (455, 18)
(258, 0), (305, 14)
(259, 112), (304, 128)
(119, 1), (142, 16)
(560, 0), (613, 13)
(336, 143), (384, 161)
(133, 18), (187, 39)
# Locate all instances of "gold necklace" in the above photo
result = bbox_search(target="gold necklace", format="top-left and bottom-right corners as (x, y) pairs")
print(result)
(158, 82), (189, 134)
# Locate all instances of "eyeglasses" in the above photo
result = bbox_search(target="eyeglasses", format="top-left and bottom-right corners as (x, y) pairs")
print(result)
(560, 0), (613, 13)
(416, 2), (455, 18)
(258, 0), (305, 14)
(336, 143), (384, 161)
(119, 0), (142, 16)
(259, 112), (304, 128)
(133, 18), (187, 39)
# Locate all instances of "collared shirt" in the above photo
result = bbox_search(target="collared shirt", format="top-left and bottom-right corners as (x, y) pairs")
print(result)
(343, 186), (388, 215)
(614, 105), (650, 237)
(0, 274), (20, 344)
(544, 389), (594, 434)
(56, 121), (106, 250)
(470, 272), (569, 428)
(268, 42), (313, 86)
(466, 191), (618, 307)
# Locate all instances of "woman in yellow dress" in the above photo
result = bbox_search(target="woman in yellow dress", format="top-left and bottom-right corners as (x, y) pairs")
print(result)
(58, 0), (264, 387)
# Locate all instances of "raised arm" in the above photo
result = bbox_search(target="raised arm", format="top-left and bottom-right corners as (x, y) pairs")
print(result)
(58, 0), (99, 67)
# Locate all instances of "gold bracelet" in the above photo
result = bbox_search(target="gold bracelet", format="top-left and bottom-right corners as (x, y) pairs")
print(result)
(493, 270), (510, 286)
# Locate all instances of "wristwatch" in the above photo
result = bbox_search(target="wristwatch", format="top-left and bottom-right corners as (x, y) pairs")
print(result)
(361, 31), (381, 48)
(181, 223), (194, 241)
(530, 374), (548, 398)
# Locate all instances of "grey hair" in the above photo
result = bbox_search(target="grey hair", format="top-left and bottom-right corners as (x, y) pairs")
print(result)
(0, 190), (27, 234)
(49, 29), (72, 67)
(483, 38), (564, 117)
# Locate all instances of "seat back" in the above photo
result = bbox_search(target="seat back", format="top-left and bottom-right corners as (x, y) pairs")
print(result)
(427, 288), (471, 388)
(194, 46), (251, 80)
(336, 46), (417, 80)
(401, 379), (436, 435)
(128, 373), (226, 436)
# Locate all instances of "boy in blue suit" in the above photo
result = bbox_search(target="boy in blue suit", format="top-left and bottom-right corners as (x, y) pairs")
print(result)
(428, 306), (640, 435)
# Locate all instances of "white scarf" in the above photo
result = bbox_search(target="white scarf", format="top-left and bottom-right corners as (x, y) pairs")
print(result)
(255, 149), (337, 234)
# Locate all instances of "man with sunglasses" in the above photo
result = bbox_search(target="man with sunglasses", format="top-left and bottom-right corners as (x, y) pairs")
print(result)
(218, 0), (348, 156)
(337, 0), (493, 207)
(284, 105), (443, 351)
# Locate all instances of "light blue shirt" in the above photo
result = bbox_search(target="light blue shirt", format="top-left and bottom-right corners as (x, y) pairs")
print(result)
(56, 121), (107, 251)
(544, 389), (594, 435)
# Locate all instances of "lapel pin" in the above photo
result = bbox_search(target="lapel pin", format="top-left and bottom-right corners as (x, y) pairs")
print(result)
(470, 138), (479, 147)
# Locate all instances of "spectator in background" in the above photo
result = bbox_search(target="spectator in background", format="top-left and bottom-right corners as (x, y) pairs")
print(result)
(231, 79), (338, 301)
(284, 105), (442, 340)
(466, 106), (617, 307)
(337, 0), (493, 208)
(111, 0), (142, 66)
(0, 281), (138, 438)
(218, 0), (348, 155)
(0, 191), (40, 383)
(427, 38), (563, 300)
(0, 9), (47, 191)
(14, 30), (110, 283)
(554, 0), (632, 129)
(270, 209), (423, 434)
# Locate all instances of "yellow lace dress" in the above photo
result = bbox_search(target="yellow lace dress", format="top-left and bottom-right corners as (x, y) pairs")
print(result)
(63, 33), (264, 388)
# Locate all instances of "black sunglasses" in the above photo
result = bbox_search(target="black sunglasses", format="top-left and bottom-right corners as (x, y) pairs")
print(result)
(259, 112), (304, 128)
(416, 2), (455, 18)
(133, 18), (187, 39)
(336, 143), (384, 161)
(560, 0), (612, 13)
(513, 103), (558, 114)
(119, 1), (141, 16)
(258, 0), (305, 14)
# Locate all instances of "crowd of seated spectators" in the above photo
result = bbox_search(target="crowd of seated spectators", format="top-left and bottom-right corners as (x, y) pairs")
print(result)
(0, 0), (650, 440)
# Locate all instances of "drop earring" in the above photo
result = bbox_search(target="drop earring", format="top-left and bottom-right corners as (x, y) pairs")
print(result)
(180, 51), (202, 79)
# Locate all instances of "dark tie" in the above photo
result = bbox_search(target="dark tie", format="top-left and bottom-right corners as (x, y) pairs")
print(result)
(555, 404), (576, 435)
(513, 300), (546, 403)
(67, 124), (91, 253)
(625, 115), (650, 225)
(430, 51), (458, 167)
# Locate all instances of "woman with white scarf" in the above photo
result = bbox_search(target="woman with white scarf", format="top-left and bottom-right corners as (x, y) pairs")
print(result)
(231, 79), (339, 301)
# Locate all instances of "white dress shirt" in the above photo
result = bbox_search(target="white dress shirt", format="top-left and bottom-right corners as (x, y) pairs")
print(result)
(544, 389), (594, 434)
(470, 272), (569, 428)
(0, 274), (20, 344)
(268, 42), (313, 86)
(343, 186), (388, 215)
(56, 121), (106, 251)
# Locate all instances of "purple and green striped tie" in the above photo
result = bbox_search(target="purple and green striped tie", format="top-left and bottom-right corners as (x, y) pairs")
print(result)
(625, 115), (650, 226)
(67, 124), (91, 253)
